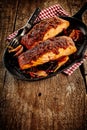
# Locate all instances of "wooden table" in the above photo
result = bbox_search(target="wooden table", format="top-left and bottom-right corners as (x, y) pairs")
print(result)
(0, 0), (87, 130)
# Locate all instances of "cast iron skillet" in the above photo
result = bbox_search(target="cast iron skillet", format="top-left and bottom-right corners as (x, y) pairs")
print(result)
(3, 3), (87, 81)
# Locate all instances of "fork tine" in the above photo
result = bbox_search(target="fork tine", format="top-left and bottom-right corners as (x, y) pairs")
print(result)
(11, 41), (15, 47)
(14, 39), (19, 47)
(9, 41), (14, 47)
(14, 42), (19, 48)
(12, 41), (17, 47)
(10, 39), (16, 47)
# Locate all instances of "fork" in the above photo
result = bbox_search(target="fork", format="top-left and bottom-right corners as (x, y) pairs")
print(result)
(8, 8), (41, 48)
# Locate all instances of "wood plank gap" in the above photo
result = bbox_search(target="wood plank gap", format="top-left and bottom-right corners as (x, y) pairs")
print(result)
(66, 0), (72, 15)
(12, 0), (20, 32)
(85, 94), (87, 130)
(80, 64), (87, 93)
(2, 70), (7, 89)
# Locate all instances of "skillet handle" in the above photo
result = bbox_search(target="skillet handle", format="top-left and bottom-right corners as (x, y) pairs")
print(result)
(76, 35), (87, 59)
(73, 2), (87, 20)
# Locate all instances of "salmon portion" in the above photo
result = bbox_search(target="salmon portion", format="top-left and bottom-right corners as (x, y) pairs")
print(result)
(21, 17), (70, 49)
(18, 36), (77, 70)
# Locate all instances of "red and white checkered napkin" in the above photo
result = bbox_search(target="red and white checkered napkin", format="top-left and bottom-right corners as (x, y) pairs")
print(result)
(7, 4), (87, 76)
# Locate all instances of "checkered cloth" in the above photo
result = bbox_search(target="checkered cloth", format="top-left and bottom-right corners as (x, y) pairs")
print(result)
(7, 4), (87, 75)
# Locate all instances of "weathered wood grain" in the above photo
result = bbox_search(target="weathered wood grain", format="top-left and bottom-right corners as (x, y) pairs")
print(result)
(67, 0), (87, 89)
(81, 1), (87, 88)
(67, 1), (87, 130)
(0, 0), (19, 89)
(0, 0), (87, 130)
(0, 0), (19, 129)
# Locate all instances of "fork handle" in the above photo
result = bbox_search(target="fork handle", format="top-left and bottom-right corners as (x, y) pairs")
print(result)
(27, 8), (41, 25)
(15, 8), (41, 38)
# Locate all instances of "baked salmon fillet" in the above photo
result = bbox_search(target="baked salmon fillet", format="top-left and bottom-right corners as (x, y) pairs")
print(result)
(21, 17), (69, 49)
(18, 36), (77, 70)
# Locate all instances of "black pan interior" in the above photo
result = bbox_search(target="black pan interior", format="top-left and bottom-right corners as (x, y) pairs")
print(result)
(3, 16), (87, 81)
(61, 16), (87, 35)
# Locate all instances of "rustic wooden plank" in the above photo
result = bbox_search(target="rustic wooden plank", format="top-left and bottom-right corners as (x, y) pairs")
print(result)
(67, 0), (87, 87)
(66, 1), (87, 130)
(0, 0), (19, 129)
(85, 94), (87, 130)
(0, 0), (19, 90)
(67, 2), (87, 127)
(0, 73), (86, 130)
(0, 0), (86, 130)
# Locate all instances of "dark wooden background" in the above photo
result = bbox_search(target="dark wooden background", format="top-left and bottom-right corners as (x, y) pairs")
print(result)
(0, 0), (87, 130)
